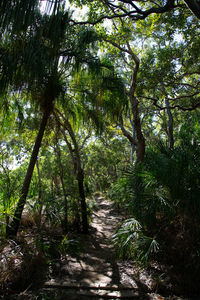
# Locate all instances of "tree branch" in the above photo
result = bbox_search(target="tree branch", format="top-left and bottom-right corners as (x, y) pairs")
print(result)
(70, 0), (183, 26)
(183, 0), (200, 19)
(118, 116), (137, 146)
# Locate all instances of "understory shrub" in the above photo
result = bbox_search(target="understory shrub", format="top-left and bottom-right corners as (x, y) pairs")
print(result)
(0, 239), (47, 292)
(112, 218), (159, 265)
(110, 140), (200, 293)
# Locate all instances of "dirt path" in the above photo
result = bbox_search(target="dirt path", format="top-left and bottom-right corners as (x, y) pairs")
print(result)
(41, 194), (172, 299)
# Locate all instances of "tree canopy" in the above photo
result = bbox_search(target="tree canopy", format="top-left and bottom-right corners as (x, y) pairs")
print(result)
(0, 0), (200, 298)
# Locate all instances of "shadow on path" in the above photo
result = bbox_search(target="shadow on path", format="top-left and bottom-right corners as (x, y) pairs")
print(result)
(43, 195), (160, 299)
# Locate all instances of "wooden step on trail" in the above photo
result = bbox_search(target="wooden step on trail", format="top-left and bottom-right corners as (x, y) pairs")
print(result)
(43, 282), (145, 299)
(44, 282), (137, 290)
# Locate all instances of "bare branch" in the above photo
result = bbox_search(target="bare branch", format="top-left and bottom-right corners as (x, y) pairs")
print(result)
(70, 0), (183, 26)
(139, 96), (200, 111)
(118, 115), (137, 146)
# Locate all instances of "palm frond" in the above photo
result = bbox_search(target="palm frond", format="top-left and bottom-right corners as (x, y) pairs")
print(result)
(112, 217), (159, 265)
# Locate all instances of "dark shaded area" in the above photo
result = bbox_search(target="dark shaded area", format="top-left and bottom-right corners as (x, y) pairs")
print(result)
(0, 195), (198, 300)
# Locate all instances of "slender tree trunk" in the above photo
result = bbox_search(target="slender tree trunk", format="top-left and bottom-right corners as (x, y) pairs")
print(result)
(56, 112), (88, 233)
(61, 129), (81, 231)
(119, 98), (145, 163)
(54, 140), (68, 234)
(60, 174), (68, 234)
(127, 43), (145, 163)
(119, 115), (137, 163)
(35, 159), (43, 228)
(165, 98), (174, 150)
(6, 109), (50, 237)
(36, 159), (42, 205)
(76, 166), (88, 233)
(128, 107), (136, 163)
(161, 84), (174, 150)
(61, 129), (77, 174)
(65, 123), (88, 233)
(102, 40), (145, 163)
(130, 95), (145, 162)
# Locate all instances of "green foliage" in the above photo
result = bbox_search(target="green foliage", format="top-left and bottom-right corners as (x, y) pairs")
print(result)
(110, 162), (170, 228)
(0, 0), (200, 294)
(71, 56), (128, 135)
(59, 235), (83, 256)
(145, 140), (200, 220)
(84, 135), (129, 191)
(0, 143), (22, 236)
(112, 218), (159, 265)
(110, 134), (200, 269)
(0, 0), (39, 34)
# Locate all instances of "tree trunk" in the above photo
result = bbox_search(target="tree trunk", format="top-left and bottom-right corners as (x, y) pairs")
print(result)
(60, 174), (68, 234)
(65, 122), (88, 233)
(35, 159), (43, 228)
(61, 129), (77, 174)
(57, 113), (88, 233)
(130, 95), (145, 163)
(127, 43), (145, 163)
(6, 109), (50, 237)
(119, 97), (145, 163)
(165, 98), (174, 150)
(77, 167), (88, 233)
(102, 41), (145, 163)
(54, 140), (68, 234)
(128, 107), (136, 163)
(36, 159), (42, 206)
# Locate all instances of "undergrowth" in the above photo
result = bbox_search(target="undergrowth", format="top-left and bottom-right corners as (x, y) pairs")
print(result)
(109, 140), (200, 295)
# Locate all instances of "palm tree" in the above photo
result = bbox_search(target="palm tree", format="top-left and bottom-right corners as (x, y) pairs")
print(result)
(2, 4), (100, 237)
(51, 58), (128, 233)
(6, 77), (62, 236)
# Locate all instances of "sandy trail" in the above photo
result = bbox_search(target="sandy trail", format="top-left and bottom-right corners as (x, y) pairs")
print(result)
(43, 195), (166, 299)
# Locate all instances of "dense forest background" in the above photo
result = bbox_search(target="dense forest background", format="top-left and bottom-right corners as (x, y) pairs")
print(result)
(0, 0), (200, 298)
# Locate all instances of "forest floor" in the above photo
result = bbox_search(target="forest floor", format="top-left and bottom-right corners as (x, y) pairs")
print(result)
(39, 194), (186, 299)
(1, 194), (191, 299)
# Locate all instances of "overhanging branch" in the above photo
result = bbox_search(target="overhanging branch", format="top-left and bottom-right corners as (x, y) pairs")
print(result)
(141, 96), (200, 111)
(70, 0), (184, 25)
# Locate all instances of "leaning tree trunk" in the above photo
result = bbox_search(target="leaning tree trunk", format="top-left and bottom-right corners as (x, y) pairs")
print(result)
(64, 120), (88, 234)
(56, 112), (88, 234)
(6, 109), (50, 237)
